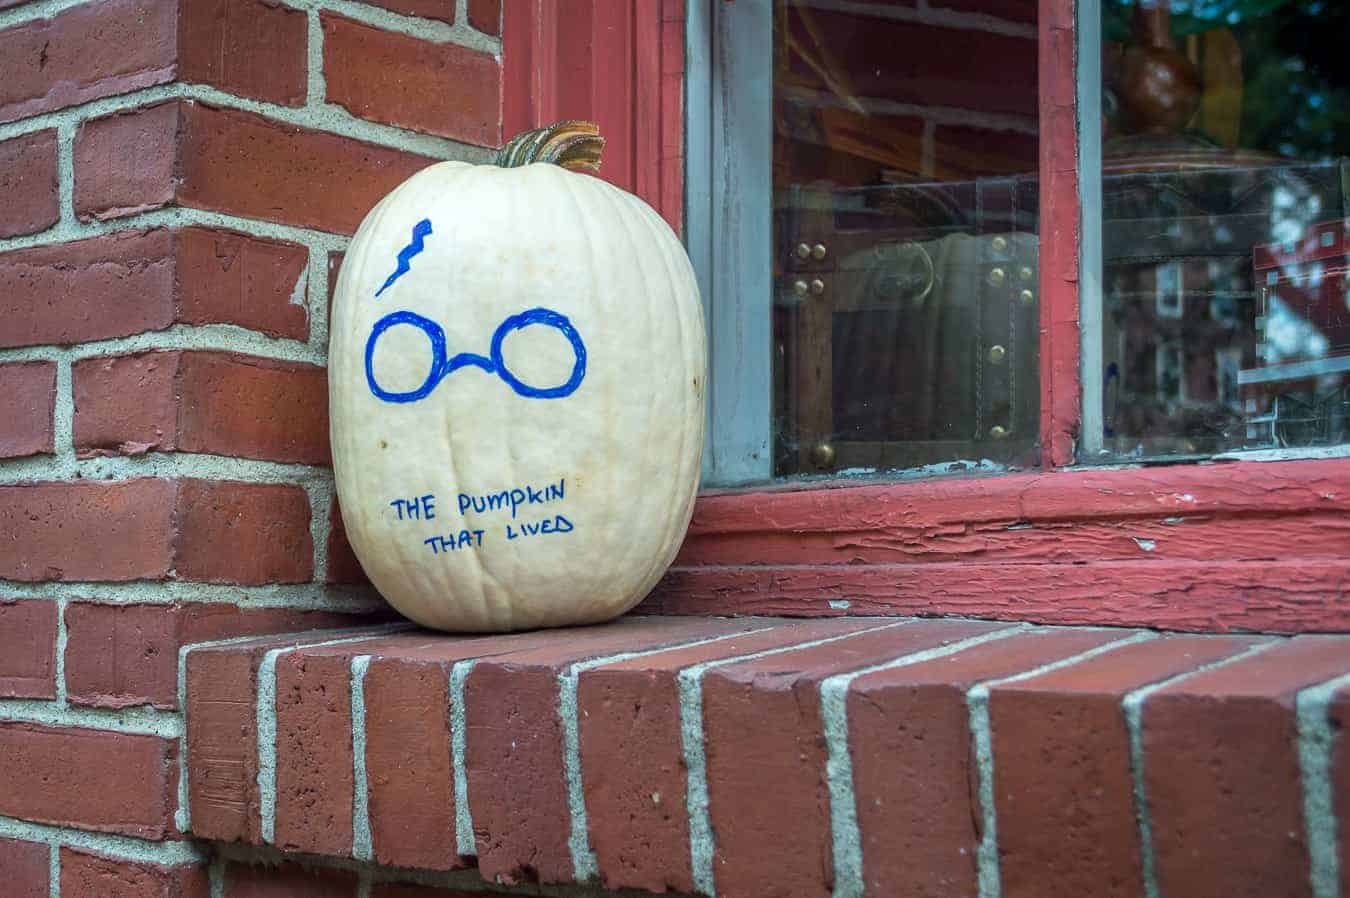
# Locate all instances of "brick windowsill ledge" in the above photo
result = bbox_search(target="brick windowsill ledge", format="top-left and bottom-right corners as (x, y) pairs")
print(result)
(183, 615), (1350, 898)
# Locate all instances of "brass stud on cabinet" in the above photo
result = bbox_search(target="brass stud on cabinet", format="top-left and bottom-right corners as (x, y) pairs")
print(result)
(991, 236), (1009, 253)
(988, 344), (1007, 364)
(795, 243), (812, 261)
(793, 279), (810, 298)
(810, 442), (836, 468)
(1019, 266), (1035, 282)
(989, 425), (1009, 440)
(811, 243), (828, 261)
(1019, 288), (1035, 306)
(809, 278), (826, 296)
(988, 268), (1006, 287)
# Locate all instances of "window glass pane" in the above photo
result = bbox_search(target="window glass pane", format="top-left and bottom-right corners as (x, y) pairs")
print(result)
(771, 0), (1040, 479)
(1091, 0), (1350, 458)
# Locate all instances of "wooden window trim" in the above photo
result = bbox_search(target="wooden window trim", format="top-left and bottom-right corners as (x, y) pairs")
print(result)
(508, 0), (1350, 634)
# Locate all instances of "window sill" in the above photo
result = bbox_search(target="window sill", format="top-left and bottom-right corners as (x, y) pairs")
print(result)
(182, 618), (1349, 897)
(650, 456), (1350, 633)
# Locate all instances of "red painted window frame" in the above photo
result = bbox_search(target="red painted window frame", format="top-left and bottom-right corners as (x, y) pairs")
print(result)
(505, 0), (1350, 635)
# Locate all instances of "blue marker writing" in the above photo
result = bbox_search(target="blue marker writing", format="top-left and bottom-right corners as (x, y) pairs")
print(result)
(374, 219), (432, 298)
(365, 308), (586, 402)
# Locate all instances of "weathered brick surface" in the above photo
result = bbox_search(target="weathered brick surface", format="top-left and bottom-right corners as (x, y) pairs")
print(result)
(0, 129), (59, 238)
(178, 0), (308, 106)
(702, 620), (1008, 898)
(0, 228), (308, 349)
(326, 497), (370, 585)
(187, 632), (335, 843)
(75, 101), (436, 235)
(59, 848), (209, 898)
(0, 599), (57, 698)
(362, 650), (457, 869)
(576, 618), (882, 893)
(847, 628), (1130, 898)
(1143, 637), (1350, 898)
(273, 650), (357, 856)
(0, 480), (176, 581)
(181, 620), (1350, 895)
(75, 351), (329, 464)
(64, 602), (366, 709)
(465, 616), (765, 884)
(360, 0), (454, 23)
(0, 0), (177, 124)
(0, 231), (176, 348)
(466, 0), (501, 35)
(0, 837), (48, 898)
(0, 722), (177, 838)
(223, 861), (357, 898)
(988, 635), (1265, 898)
(174, 479), (313, 584)
(322, 13), (500, 146)
(72, 351), (179, 457)
(172, 227), (310, 338)
(0, 361), (56, 458)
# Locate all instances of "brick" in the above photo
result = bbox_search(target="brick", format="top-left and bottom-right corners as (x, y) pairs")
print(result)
(174, 480), (313, 584)
(361, 1), (454, 23)
(0, 599), (57, 699)
(465, 616), (773, 884)
(0, 130), (59, 238)
(178, 0), (308, 107)
(64, 602), (367, 709)
(173, 227), (310, 338)
(75, 101), (436, 236)
(988, 635), (1267, 898)
(0, 837), (48, 898)
(326, 497), (369, 585)
(361, 651), (456, 869)
(0, 0), (177, 124)
(74, 351), (329, 464)
(576, 618), (882, 893)
(74, 102), (182, 219)
(701, 620), (1008, 898)
(223, 861), (356, 898)
(60, 848), (208, 898)
(72, 352), (178, 457)
(186, 631), (342, 843)
(466, 0), (500, 35)
(1143, 636), (1350, 898)
(847, 628), (1131, 898)
(0, 228), (308, 349)
(322, 13), (499, 145)
(0, 480), (176, 582)
(0, 361), (56, 458)
(1333, 684), (1350, 898)
(0, 722), (177, 838)
(0, 231), (175, 348)
(273, 650), (356, 856)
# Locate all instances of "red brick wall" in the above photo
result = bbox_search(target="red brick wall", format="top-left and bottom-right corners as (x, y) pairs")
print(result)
(0, 0), (500, 889)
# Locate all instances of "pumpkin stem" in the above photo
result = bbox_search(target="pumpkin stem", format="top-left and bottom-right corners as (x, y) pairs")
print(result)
(495, 120), (604, 173)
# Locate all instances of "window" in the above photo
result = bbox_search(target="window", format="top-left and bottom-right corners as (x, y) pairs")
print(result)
(691, 0), (1041, 485)
(1081, 0), (1350, 461)
(690, 0), (1350, 486)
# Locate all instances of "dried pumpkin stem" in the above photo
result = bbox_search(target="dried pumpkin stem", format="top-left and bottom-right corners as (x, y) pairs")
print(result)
(495, 120), (604, 173)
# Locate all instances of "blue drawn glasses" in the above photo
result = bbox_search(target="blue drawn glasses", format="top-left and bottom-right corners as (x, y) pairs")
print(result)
(364, 307), (587, 403)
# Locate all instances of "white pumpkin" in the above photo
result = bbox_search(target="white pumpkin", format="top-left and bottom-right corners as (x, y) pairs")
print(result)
(329, 123), (706, 632)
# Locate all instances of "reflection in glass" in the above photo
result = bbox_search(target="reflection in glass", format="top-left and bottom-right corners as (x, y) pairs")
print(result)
(772, 0), (1040, 478)
(1093, 0), (1350, 457)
